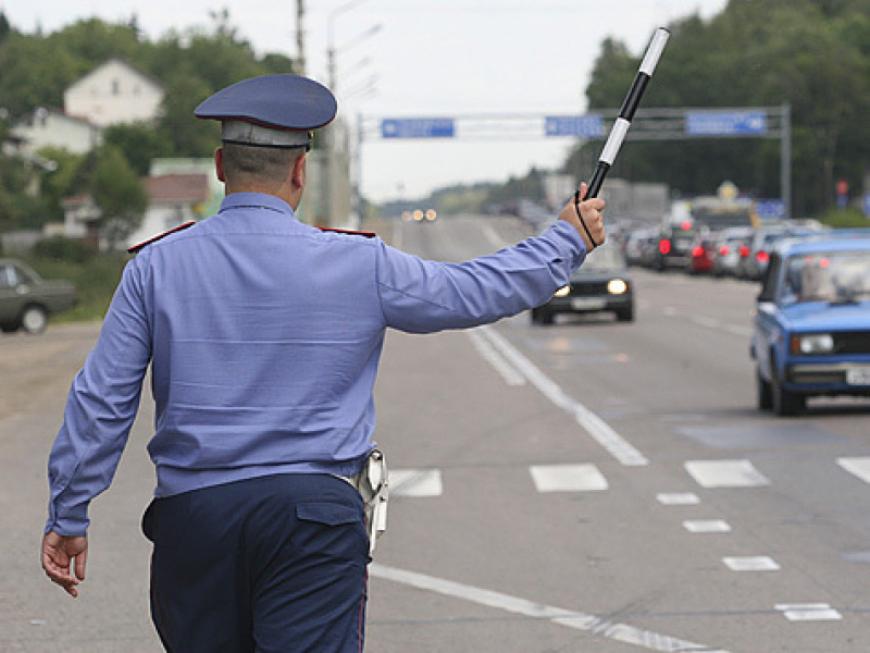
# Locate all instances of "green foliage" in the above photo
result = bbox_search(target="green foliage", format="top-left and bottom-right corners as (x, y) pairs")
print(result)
(23, 252), (126, 322)
(32, 235), (95, 263)
(104, 122), (171, 175)
(567, 0), (869, 216)
(819, 207), (869, 228)
(37, 146), (84, 221)
(89, 145), (147, 246)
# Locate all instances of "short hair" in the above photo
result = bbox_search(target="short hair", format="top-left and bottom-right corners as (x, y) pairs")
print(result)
(221, 142), (304, 185)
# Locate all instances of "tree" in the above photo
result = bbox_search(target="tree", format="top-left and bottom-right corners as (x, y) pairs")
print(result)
(89, 145), (147, 247)
(104, 122), (172, 175)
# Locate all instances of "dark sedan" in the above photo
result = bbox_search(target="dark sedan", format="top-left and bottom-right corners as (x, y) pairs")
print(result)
(0, 259), (77, 334)
(531, 243), (634, 324)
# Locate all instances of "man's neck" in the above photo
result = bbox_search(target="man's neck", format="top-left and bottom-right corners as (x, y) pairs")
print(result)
(224, 184), (299, 211)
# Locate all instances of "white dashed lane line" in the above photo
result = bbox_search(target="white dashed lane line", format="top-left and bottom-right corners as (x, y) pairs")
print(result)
(529, 464), (608, 492)
(467, 329), (526, 387)
(683, 520), (731, 534)
(657, 492), (701, 505)
(685, 460), (771, 488)
(661, 306), (751, 338)
(389, 469), (443, 497)
(722, 556), (780, 572)
(837, 457), (870, 484)
(775, 603), (843, 622)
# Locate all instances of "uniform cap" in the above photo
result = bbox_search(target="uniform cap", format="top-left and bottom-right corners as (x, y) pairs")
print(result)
(195, 74), (337, 148)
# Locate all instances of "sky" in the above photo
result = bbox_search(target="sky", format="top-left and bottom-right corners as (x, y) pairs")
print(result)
(2, 0), (728, 202)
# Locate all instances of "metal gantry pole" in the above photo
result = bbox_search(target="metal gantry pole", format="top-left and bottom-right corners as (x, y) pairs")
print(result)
(781, 102), (792, 220)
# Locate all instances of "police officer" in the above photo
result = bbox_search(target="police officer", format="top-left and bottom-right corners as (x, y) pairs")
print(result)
(41, 74), (605, 652)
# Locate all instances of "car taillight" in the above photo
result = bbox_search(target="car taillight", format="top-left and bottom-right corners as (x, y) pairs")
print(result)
(719, 245), (730, 256)
(692, 245), (704, 257)
(756, 250), (769, 263)
(659, 239), (671, 255)
(739, 245), (750, 257)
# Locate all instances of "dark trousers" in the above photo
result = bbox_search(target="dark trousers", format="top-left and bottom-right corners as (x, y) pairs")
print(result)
(142, 473), (370, 653)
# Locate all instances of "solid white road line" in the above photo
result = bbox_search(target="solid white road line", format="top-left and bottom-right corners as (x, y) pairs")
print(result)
(370, 563), (729, 653)
(389, 469), (443, 497)
(683, 520), (731, 533)
(529, 464), (608, 493)
(685, 460), (770, 488)
(657, 492), (701, 505)
(774, 603), (843, 622)
(722, 556), (780, 571)
(837, 457), (870, 484)
(478, 325), (649, 467)
(481, 224), (507, 250)
(466, 330), (526, 387)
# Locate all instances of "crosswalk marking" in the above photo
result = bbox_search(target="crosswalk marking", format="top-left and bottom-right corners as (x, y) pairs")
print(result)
(722, 556), (780, 571)
(685, 460), (770, 488)
(389, 469), (443, 497)
(837, 457), (870, 484)
(529, 464), (608, 493)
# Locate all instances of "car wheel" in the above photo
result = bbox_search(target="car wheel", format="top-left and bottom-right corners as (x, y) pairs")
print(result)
(616, 307), (634, 322)
(756, 366), (772, 410)
(20, 305), (48, 335)
(770, 354), (804, 416)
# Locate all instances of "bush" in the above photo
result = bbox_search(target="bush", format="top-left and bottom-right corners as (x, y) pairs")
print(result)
(32, 236), (95, 263)
(819, 208), (869, 229)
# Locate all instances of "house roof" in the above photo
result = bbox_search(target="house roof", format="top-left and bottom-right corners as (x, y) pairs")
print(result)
(66, 57), (165, 96)
(145, 174), (210, 204)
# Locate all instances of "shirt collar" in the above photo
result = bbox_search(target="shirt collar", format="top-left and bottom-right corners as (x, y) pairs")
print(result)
(219, 192), (296, 217)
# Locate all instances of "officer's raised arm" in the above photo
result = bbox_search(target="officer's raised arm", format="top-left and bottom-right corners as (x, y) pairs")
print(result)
(376, 185), (604, 333)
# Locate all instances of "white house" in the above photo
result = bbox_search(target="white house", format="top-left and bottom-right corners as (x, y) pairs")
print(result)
(64, 58), (164, 127)
(11, 107), (103, 155)
(126, 174), (209, 249)
(60, 194), (101, 242)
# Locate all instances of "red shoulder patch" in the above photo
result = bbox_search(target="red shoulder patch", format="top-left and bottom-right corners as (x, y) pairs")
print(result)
(317, 226), (377, 239)
(127, 220), (197, 254)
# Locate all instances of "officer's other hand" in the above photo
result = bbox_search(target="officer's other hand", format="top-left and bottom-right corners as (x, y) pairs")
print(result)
(559, 182), (606, 251)
(42, 531), (87, 598)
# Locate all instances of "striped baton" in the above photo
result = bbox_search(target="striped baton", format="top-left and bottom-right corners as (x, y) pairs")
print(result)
(575, 27), (670, 247)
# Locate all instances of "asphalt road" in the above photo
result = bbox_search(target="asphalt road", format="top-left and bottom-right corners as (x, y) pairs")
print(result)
(3, 214), (869, 652)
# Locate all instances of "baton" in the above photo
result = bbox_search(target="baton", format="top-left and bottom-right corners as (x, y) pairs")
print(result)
(581, 27), (671, 202)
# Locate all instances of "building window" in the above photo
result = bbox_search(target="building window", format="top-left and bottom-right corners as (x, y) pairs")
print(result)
(112, 79), (120, 96)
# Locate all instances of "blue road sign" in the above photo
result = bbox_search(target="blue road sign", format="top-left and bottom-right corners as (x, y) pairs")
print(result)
(544, 115), (605, 138)
(685, 110), (767, 136)
(755, 199), (785, 220)
(381, 118), (455, 139)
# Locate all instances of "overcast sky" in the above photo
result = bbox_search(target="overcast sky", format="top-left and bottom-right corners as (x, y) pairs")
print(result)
(2, 0), (727, 201)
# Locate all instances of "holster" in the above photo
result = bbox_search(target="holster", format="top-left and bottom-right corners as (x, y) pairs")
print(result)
(340, 449), (389, 555)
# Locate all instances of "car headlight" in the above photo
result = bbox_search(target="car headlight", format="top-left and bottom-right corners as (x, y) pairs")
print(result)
(791, 333), (834, 354)
(607, 279), (628, 295)
(554, 285), (570, 298)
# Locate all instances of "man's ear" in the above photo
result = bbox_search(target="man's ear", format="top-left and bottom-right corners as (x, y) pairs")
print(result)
(215, 147), (226, 182)
(291, 153), (306, 190)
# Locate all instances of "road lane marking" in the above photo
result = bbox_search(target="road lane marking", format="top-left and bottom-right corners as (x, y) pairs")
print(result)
(478, 325), (649, 467)
(685, 460), (770, 488)
(691, 315), (721, 329)
(837, 457), (870, 484)
(657, 492), (701, 505)
(775, 603), (842, 622)
(683, 520), (731, 533)
(722, 556), (780, 571)
(370, 563), (729, 653)
(466, 330), (526, 386)
(390, 469), (443, 497)
(530, 464), (608, 492)
(723, 324), (752, 337)
(482, 224), (506, 250)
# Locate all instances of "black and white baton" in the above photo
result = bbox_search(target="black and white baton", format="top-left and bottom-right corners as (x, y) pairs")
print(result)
(575, 27), (670, 247)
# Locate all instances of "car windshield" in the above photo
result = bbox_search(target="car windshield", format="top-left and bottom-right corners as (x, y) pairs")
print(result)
(576, 243), (625, 273)
(691, 207), (753, 229)
(781, 251), (870, 304)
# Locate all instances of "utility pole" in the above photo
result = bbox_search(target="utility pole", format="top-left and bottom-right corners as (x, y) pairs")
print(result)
(295, 0), (306, 74)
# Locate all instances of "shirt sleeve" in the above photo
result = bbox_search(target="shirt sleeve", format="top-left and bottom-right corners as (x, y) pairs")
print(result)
(375, 220), (586, 333)
(45, 258), (152, 536)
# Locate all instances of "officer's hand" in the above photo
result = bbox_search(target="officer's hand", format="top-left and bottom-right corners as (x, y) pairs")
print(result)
(41, 531), (87, 598)
(559, 182), (606, 251)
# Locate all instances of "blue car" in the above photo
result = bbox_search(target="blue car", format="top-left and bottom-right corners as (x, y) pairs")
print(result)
(752, 232), (870, 415)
